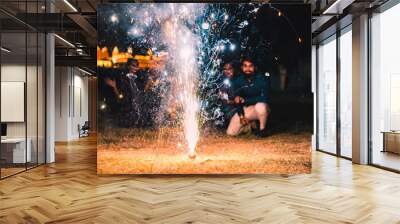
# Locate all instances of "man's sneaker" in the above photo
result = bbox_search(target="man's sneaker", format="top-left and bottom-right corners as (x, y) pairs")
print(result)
(255, 129), (268, 138)
(251, 121), (260, 133)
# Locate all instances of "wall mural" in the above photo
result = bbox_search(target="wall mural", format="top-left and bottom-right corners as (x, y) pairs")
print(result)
(97, 3), (312, 174)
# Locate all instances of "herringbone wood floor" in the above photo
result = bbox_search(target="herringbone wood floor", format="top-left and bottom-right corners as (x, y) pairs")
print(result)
(1, 136), (400, 224)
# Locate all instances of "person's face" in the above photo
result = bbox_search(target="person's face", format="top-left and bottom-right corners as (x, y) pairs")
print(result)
(129, 62), (139, 73)
(241, 60), (255, 76)
(223, 64), (234, 78)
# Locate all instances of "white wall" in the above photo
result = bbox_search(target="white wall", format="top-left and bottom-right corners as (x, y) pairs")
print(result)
(1, 64), (26, 138)
(55, 66), (69, 141)
(72, 72), (89, 138)
(55, 67), (89, 141)
(1, 64), (43, 138)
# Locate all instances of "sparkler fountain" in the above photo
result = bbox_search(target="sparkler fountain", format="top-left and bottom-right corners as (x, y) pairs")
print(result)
(162, 4), (202, 159)
(176, 30), (200, 159)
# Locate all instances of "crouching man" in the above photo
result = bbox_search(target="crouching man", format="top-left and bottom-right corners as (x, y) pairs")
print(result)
(227, 58), (270, 138)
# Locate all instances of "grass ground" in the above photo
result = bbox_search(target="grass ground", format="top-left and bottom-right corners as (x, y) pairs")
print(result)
(97, 128), (311, 174)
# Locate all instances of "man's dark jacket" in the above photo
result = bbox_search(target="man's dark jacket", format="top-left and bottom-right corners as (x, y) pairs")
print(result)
(232, 73), (269, 106)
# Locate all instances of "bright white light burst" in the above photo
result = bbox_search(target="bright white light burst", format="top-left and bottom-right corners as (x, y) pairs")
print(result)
(230, 44), (236, 51)
(201, 22), (210, 30)
(161, 4), (201, 159)
(110, 14), (118, 23)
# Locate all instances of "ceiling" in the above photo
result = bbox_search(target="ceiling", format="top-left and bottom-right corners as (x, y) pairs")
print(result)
(0, 0), (391, 73)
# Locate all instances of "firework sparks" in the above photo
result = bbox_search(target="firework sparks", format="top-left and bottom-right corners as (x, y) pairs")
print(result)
(160, 4), (202, 158)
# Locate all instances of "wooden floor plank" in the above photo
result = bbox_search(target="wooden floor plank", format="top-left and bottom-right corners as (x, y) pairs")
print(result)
(0, 136), (399, 223)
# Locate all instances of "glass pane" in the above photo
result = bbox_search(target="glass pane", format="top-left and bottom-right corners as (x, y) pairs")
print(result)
(339, 29), (352, 158)
(27, 31), (38, 169)
(371, 4), (400, 171)
(1, 30), (27, 177)
(317, 37), (337, 154)
(38, 32), (45, 165)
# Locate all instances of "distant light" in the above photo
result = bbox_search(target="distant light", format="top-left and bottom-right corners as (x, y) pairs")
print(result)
(110, 14), (118, 23)
(118, 94), (124, 99)
(128, 27), (141, 36)
(54, 34), (75, 48)
(201, 22), (210, 30)
(265, 72), (270, 77)
(223, 79), (230, 86)
(1, 47), (11, 53)
(63, 0), (78, 12)
(298, 37), (302, 43)
(278, 11), (282, 17)
(239, 20), (249, 28)
(229, 44), (236, 51)
(224, 14), (229, 20)
(100, 103), (106, 110)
